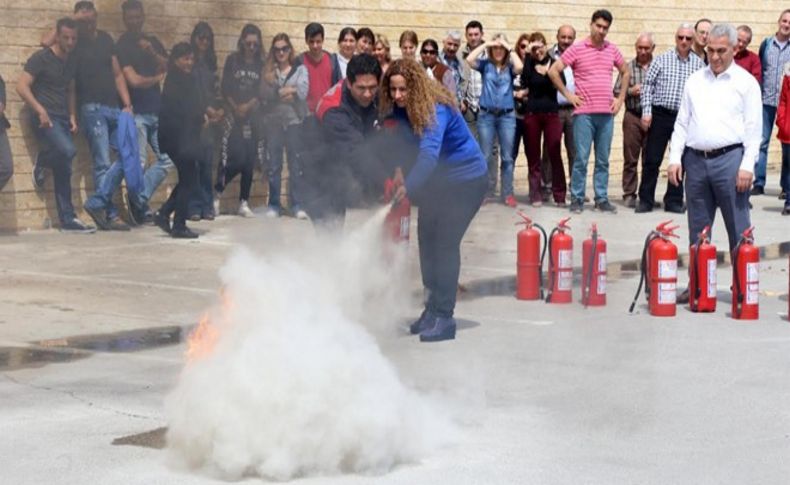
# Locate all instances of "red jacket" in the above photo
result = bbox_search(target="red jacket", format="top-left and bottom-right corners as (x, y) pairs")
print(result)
(776, 75), (790, 144)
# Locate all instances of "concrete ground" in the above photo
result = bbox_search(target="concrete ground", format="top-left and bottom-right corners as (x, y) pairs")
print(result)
(1, 183), (789, 485)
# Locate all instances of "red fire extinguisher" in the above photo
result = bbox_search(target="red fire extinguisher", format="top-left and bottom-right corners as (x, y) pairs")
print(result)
(732, 226), (759, 320)
(546, 217), (573, 304)
(581, 223), (606, 307)
(689, 225), (717, 313)
(630, 221), (679, 316)
(383, 178), (410, 243)
(516, 211), (547, 300)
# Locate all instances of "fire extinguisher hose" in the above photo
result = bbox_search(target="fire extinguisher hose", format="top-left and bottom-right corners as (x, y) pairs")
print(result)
(692, 238), (702, 311)
(534, 223), (548, 300)
(583, 230), (598, 308)
(545, 227), (559, 303)
(732, 238), (744, 319)
(629, 231), (657, 313)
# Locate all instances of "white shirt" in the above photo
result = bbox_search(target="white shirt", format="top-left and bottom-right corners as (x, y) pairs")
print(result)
(669, 62), (763, 172)
(337, 54), (351, 79)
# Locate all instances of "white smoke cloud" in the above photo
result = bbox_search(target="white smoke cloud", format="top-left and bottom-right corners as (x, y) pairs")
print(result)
(165, 208), (458, 481)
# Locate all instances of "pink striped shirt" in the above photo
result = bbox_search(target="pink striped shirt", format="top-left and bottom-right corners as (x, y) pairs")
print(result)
(561, 38), (624, 115)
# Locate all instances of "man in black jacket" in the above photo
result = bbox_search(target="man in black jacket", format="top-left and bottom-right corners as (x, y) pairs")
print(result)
(304, 54), (390, 227)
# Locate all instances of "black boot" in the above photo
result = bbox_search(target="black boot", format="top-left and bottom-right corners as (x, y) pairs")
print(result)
(154, 210), (171, 234)
(171, 226), (199, 239)
(409, 309), (436, 335)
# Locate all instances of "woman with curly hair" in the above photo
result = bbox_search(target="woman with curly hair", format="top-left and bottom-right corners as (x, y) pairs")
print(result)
(382, 58), (488, 343)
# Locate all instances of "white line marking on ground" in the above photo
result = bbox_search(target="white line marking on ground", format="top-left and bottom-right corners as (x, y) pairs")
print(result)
(0, 269), (215, 295)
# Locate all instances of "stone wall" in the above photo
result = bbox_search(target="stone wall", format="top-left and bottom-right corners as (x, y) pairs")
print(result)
(1, 0), (787, 230)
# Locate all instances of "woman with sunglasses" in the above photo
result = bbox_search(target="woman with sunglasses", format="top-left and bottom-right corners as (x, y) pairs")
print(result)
(216, 23), (264, 218)
(155, 43), (206, 238)
(521, 32), (567, 207)
(188, 21), (223, 221)
(261, 33), (309, 219)
(466, 33), (523, 207)
(419, 39), (456, 95)
(381, 59), (488, 342)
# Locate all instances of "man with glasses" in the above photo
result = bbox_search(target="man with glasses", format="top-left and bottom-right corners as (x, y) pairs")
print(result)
(635, 24), (705, 213)
(692, 18), (712, 64)
(420, 39), (457, 95)
(116, 0), (171, 224)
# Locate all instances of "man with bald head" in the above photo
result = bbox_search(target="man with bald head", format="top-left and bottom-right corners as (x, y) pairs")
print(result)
(734, 25), (761, 83)
(543, 24), (577, 200)
(614, 32), (654, 207)
(635, 23), (705, 213)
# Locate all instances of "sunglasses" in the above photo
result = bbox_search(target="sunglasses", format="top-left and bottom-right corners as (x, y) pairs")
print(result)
(421, 49), (437, 55)
(677, 35), (693, 41)
(519, 44), (528, 49)
(273, 46), (291, 54)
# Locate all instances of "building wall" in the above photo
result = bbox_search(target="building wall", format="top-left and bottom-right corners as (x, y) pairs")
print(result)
(0, 0), (787, 230)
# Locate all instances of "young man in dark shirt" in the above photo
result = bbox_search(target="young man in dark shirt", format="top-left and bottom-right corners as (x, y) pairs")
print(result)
(116, 0), (171, 223)
(65, 1), (134, 230)
(17, 17), (95, 233)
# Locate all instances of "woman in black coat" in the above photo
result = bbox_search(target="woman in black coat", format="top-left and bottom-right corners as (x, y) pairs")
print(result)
(156, 42), (207, 238)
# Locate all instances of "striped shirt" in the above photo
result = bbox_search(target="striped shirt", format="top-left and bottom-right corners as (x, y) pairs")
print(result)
(560, 38), (624, 115)
(640, 48), (704, 117)
(614, 57), (650, 113)
(760, 36), (790, 106)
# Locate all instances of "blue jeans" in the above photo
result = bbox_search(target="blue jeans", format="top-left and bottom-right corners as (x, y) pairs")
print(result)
(755, 104), (777, 190)
(188, 140), (215, 218)
(265, 122), (303, 211)
(135, 113), (173, 203)
(80, 103), (121, 218)
(477, 110), (516, 198)
(571, 113), (614, 203)
(32, 115), (77, 223)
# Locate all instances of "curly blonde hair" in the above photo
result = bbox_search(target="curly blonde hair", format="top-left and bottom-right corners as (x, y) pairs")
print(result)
(379, 58), (457, 136)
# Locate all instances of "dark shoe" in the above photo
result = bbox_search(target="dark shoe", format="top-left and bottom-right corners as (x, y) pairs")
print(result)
(107, 217), (131, 231)
(154, 210), (171, 234)
(84, 205), (110, 231)
(677, 288), (690, 304)
(189, 214), (202, 222)
(419, 316), (456, 342)
(32, 160), (46, 191)
(779, 191), (786, 200)
(664, 204), (686, 214)
(750, 186), (764, 195)
(594, 200), (617, 213)
(171, 226), (199, 239)
(569, 200), (583, 213)
(202, 212), (215, 221)
(409, 309), (437, 335)
(60, 218), (96, 234)
(624, 196), (637, 208)
(142, 210), (154, 225)
(126, 193), (144, 226)
(635, 202), (653, 213)
(782, 205), (790, 216)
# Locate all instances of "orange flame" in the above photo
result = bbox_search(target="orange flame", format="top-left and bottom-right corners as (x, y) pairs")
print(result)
(185, 289), (233, 362)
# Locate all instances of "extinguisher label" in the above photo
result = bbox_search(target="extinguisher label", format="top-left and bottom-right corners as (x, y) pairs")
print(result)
(746, 283), (759, 304)
(658, 282), (676, 304)
(598, 253), (607, 272)
(559, 250), (572, 269)
(597, 275), (606, 294)
(746, 262), (759, 284)
(558, 270), (573, 291)
(658, 260), (677, 279)
(707, 259), (717, 298)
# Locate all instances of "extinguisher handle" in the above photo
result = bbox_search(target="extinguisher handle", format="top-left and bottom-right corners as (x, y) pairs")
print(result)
(557, 217), (571, 230)
(516, 210), (532, 227)
(741, 226), (755, 242)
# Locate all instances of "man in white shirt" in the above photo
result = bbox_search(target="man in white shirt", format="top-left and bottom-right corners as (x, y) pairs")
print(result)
(668, 23), (762, 302)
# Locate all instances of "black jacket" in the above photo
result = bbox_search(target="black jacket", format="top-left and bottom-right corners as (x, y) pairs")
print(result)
(158, 68), (205, 161)
(0, 74), (9, 130)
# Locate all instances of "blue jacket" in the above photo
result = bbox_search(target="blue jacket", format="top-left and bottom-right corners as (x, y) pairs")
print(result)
(399, 104), (487, 195)
(117, 111), (143, 195)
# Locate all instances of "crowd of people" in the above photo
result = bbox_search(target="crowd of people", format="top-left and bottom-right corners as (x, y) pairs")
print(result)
(2, 1), (790, 239)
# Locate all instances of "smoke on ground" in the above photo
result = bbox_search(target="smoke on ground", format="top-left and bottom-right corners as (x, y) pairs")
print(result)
(165, 207), (457, 481)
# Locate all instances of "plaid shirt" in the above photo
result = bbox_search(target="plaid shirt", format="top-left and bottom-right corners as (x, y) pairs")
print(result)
(461, 44), (484, 111)
(614, 57), (650, 113)
(641, 48), (705, 117)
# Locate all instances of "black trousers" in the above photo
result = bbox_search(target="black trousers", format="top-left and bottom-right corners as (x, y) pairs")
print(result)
(160, 156), (198, 230)
(417, 175), (487, 318)
(638, 106), (684, 208)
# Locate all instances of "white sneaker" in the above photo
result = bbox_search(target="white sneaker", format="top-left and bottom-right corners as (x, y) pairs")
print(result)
(265, 207), (280, 218)
(295, 209), (308, 220)
(238, 200), (254, 218)
(213, 198), (221, 216)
